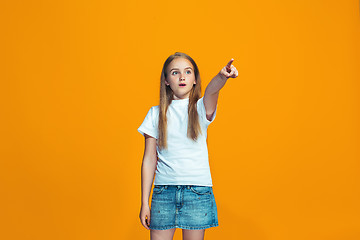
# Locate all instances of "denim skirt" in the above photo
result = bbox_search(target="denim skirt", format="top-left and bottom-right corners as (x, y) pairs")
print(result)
(149, 185), (219, 230)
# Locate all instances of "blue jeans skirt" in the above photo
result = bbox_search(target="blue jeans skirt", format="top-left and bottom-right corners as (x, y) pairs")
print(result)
(149, 185), (219, 230)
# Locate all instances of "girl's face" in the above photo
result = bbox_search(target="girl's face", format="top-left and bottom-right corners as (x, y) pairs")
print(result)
(165, 57), (196, 100)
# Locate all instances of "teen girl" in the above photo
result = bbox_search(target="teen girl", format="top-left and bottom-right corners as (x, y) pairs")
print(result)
(138, 52), (238, 240)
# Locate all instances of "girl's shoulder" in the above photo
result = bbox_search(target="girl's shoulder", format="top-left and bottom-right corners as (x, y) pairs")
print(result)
(196, 96), (205, 108)
(151, 105), (159, 111)
(148, 105), (159, 118)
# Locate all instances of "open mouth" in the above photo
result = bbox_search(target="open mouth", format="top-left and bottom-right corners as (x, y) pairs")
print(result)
(179, 84), (186, 87)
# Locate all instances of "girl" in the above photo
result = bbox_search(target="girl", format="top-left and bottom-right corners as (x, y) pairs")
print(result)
(138, 52), (238, 240)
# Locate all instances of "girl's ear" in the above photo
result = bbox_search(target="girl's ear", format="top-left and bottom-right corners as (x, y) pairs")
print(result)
(165, 80), (169, 86)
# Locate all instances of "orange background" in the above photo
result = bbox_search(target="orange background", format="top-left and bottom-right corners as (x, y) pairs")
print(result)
(1, 0), (360, 239)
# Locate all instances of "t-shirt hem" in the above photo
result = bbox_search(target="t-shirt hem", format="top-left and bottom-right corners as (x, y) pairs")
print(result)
(154, 183), (213, 187)
(137, 127), (157, 139)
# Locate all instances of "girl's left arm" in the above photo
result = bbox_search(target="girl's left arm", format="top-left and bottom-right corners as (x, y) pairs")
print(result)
(203, 58), (238, 120)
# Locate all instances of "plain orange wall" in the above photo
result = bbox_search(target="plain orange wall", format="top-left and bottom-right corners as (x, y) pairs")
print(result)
(1, 0), (359, 239)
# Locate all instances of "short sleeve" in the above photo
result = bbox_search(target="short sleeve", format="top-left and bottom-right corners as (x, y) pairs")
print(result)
(197, 96), (217, 126)
(137, 107), (158, 139)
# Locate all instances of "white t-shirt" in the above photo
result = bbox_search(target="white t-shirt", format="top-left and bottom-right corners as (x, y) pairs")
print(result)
(137, 96), (217, 186)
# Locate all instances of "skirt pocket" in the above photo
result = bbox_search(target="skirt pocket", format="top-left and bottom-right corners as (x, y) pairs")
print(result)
(190, 186), (212, 195)
(153, 185), (165, 194)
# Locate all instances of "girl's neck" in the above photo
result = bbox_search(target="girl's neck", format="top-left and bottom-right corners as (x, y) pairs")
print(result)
(170, 97), (189, 105)
(173, 97), (189, 100)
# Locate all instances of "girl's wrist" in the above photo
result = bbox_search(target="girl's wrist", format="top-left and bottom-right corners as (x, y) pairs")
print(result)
(218, 72), (228, 82)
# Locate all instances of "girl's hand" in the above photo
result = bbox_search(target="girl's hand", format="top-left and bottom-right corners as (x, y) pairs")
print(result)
(219, 58), (238, 79)
(139, 204), (151, 230)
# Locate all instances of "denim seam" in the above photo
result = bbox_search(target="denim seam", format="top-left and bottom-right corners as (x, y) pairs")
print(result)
(149, 223), (219, 230)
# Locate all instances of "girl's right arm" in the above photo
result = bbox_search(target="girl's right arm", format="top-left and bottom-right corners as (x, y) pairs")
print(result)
(139, 133), (157, 229)
(141, 133), (157, 204)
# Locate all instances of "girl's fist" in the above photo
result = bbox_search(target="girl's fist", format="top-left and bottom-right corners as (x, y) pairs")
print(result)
(220, 58), (238, 79)
(140, 204), (151, 230)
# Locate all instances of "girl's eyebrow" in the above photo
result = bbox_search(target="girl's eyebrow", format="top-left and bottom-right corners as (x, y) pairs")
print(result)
(170, 67), (193, 71)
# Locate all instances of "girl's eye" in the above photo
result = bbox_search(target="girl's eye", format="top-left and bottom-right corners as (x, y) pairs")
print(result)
(171, 70), (191, 75)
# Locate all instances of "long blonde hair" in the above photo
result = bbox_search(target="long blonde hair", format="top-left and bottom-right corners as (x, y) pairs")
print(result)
(158, 52), (202, 150)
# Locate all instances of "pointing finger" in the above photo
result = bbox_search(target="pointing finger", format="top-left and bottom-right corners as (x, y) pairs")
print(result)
(226, 58), (234, 69)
